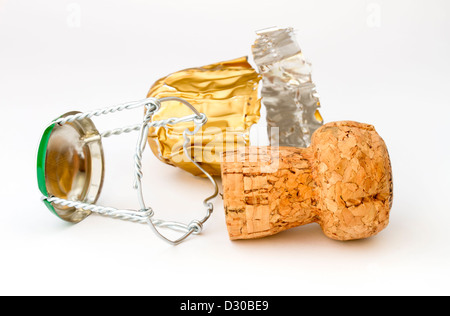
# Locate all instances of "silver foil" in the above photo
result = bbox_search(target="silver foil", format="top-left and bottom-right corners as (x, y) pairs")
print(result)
(252, 27), (323, 147)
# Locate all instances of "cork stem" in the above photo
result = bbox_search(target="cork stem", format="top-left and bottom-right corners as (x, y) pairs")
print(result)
(222, 146), (319, 240)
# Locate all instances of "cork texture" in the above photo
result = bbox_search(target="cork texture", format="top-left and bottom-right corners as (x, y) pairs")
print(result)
(221, 121), (393, 241)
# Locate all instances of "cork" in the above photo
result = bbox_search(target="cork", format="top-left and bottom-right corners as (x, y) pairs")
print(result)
(221, 121), (393, 241)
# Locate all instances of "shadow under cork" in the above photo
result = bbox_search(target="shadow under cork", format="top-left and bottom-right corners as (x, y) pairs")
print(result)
(226, 222), (382, 250)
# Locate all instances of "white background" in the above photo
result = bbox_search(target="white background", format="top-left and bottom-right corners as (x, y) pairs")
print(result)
(1, 0), (449, 296)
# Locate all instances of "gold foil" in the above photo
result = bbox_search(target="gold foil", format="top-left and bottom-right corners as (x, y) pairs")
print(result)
(147, 57), (261, 176)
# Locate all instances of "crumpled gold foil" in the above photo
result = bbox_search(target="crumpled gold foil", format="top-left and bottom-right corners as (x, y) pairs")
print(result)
(147, 57), (261, 176)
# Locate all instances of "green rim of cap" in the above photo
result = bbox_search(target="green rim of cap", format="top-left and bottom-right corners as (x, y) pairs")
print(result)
(36, 122), (60, 218)
(36, 113), (105, 223)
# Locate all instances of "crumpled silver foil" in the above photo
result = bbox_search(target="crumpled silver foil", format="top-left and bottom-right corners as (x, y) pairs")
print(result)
(252, 27), (323, 147)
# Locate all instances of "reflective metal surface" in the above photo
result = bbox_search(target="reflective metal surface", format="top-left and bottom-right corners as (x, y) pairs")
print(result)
(252, 27), (323, 147)
(44, 112), (104, 222)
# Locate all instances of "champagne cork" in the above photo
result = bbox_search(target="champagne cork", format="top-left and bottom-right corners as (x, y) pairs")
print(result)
(221, 121), (393, 241)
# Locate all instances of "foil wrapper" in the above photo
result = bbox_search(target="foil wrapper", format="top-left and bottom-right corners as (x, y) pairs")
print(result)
(147, 57), (261, 177)
(252, 27), (323, 147)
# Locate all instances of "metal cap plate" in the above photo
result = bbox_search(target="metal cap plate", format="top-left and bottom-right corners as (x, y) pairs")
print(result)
(37, 112), (105, 223)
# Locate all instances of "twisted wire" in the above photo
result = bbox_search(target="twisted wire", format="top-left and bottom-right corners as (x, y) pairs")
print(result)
(147, 114), (199, 128)
(133, 113), (200, 187)
(43, 196), (152, 223)
(101, 124), (142, 138)
(43, 196), (196, 233)
(53, 98), (158, 126)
